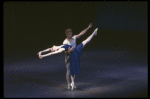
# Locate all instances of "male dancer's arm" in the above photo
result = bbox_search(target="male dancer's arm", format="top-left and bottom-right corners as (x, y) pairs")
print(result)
(76, 23), (93, 39)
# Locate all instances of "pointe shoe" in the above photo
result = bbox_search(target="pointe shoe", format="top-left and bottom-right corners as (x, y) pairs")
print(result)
(94, 28), (98, 36)
(95, 28), (98, 31)
(71, 82), (76, 90)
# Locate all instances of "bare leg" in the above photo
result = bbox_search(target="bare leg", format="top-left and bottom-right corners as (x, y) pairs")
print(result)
(71, 74), (75, 90)
(65, 55), (71, 89)
(73, 75), (76, 87)
(82, 28), (98, 47)
(71, 75), (74, 84)
(66, 63), (71, 88)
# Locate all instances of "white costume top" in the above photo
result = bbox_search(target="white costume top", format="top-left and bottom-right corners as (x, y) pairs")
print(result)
(63, 35), (77, 48)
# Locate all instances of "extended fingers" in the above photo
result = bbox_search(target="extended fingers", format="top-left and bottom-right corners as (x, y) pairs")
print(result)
(39, 55), (42, 59)
(71, 47), (74, 51)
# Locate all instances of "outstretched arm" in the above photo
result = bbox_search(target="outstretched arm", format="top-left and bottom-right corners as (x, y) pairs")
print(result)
(40, 48), (51, 53)
(37, 48), (51, 57)
(76, 23), (92, 39)
(40, 48), (65, 59)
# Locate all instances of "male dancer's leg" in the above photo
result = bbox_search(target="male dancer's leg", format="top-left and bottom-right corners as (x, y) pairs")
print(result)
(65, 54), (71, 89)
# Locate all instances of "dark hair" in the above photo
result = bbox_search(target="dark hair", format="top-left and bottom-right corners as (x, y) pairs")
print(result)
(65, 28), (72, 35)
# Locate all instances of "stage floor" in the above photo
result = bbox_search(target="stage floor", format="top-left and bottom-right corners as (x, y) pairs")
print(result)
(4, 50), (148, 98)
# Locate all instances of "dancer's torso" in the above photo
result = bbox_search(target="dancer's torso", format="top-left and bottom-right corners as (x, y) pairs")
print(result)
(63, 35), (77, 64)
(63, 36), (77, 48)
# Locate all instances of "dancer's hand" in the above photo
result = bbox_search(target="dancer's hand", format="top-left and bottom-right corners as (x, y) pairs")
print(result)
(37, 51), (42, 56)
(68, 47), (74, 53)
(39, 54), (43, 59)
(65, 51), (70, 55)
(88, 23), (92, 29)
(70, 47), (74, 52)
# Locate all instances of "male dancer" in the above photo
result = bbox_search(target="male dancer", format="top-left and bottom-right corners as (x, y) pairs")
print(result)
(63, 23), (92, 89)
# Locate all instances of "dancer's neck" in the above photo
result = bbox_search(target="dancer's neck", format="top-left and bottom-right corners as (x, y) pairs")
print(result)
(67, 37), (73, 41)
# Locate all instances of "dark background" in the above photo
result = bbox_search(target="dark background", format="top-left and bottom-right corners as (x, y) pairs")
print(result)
(3, 1), (148, 98)
(4, 1), (147, 63)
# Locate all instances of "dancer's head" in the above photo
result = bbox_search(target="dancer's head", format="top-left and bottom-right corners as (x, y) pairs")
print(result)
(51, 45), (60, 52)
(65, 28), (72, 39)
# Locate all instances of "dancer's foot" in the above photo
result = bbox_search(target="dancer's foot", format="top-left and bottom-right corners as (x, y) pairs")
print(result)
(94, 28), (98, 36)
(67, 84), (71, 90)
(71, 82), (76, 90)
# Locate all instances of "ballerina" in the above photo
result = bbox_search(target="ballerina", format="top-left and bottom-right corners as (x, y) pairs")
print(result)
(37, 28), (98, 90)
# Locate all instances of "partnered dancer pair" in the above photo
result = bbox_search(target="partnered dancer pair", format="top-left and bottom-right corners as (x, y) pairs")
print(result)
(38, 28), (98, 90)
